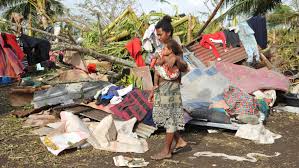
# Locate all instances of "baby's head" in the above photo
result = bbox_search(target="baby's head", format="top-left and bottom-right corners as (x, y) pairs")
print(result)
(162, 39), (183, 57)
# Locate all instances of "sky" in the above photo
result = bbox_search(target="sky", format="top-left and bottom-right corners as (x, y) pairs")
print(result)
(62, 0), (212, 19)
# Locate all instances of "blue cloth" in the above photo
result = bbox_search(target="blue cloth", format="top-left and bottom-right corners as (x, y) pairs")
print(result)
(142, 110), (155, 126)
(238, 22), (260, 63)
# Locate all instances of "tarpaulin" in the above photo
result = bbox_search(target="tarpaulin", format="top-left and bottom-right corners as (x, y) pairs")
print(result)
(216, 62), (289, 93)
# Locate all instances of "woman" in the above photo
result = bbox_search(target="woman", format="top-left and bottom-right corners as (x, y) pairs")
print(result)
(150, 15), (189, 160)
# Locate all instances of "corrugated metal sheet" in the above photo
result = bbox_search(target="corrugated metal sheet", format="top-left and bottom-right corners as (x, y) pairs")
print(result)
(187, 42), (247, 66)
(79, 110), (109, 121)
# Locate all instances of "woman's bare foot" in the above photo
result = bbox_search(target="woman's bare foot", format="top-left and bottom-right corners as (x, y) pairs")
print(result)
(174, 136), (187, 149)
(151, 147), (172, 160)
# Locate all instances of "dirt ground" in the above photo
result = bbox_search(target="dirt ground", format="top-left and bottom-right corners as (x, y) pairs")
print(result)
(1, 87), (299, 168)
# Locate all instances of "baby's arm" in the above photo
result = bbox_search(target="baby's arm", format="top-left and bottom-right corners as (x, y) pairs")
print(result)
(156, 56), (165, 66)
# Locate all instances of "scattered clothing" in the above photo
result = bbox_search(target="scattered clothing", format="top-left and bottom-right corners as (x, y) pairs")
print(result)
(216, 62), (290, 93)
(223, 29), (241, 48)
(199, 32), (226, 59)
(247, 15), (267, 49)
(1, 33), (24, 60)
(235, 124), (282, 144)
(126, 38), (145, 67)
(238, 22), (260, 63)
(223, 86), (259, 118)
(0, 35), (24, 78)
(19, 34), (51, 65)
(110, 89), (152, 121)
(193, 151), (281, 162)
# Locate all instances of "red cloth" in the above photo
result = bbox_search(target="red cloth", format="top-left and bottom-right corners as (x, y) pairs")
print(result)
(4, 33), (24, 60)
(110, 89), (152, 121)
(0, 35), (24, 78)
(199, 32), (226, 59)
(87, 63), (97, 73)
(125, 38), (145, 67)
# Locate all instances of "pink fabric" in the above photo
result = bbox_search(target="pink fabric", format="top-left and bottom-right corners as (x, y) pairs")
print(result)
(216, 62), (289, 93)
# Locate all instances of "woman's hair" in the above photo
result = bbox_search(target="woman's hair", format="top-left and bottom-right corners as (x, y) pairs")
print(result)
(166, 39), (188, 72)
(155, 15), (173, 37)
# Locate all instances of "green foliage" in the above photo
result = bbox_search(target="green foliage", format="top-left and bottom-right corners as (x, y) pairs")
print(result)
(212, 0), (282, 24)
(116, 74), (143, 89)
(269, 29), (299, 71)
(268, 4), (299, 28)
(0, 0), (64, 22)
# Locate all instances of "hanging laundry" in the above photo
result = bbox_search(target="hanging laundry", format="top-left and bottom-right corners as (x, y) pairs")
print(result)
(110, 89), (152, 121)
(125, 38), (146, 67)
(223, 30), (241, 48)
(19, 34), (51, 65)
(1, 33), (24, 60)
(238, 22), (260, 63)
(247, 15), (267, 49)
(0, 35), (24, 78)
(199, 32), (226, 60)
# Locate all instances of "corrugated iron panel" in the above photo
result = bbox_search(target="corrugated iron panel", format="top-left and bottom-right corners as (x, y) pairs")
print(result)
(79, 110), (109, 121)
(187, 42), (247, 66)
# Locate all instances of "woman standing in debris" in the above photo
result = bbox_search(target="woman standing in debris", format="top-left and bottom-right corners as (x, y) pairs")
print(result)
(149, 15), (189, 160)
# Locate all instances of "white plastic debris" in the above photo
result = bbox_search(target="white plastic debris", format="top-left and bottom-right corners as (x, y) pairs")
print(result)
(235, 124), (282, 144)
(113, 155), (149, 167)
(193, 151), (280, 162)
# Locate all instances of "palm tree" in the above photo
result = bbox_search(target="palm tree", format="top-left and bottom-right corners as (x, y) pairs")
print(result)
(0, 0), (64, 27)
(212, 0), (282, 23)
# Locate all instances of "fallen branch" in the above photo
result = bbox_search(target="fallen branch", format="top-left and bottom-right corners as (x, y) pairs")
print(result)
(55, 42), (136, 68)
(0, 19), (71, 43)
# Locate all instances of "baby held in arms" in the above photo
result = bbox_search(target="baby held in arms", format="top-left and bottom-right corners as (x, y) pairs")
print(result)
(153, 39), (186, 88)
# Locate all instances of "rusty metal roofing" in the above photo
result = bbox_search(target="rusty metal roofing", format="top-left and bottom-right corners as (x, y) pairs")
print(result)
(187, 42), (247, 66)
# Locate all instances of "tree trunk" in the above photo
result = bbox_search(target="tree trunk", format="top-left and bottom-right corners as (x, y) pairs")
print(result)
(55, 42), (136, 68)
(28, 6), (32, 36)
(97, 13), (104, 47)
(197, 0), (225, 36)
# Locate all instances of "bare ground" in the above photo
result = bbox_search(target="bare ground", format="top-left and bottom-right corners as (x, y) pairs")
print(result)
(1, 87), (299, 168)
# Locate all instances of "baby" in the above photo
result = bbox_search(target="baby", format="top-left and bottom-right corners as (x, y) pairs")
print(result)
(152, 39), (187, 89)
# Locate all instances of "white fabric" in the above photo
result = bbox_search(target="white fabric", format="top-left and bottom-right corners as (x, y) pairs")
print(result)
(117, 84), (133, 97)
(253, 90), (276, 107)
(143, 40), (153, 52)
(193, 151), (281, 162)
(142, 24), (156, 41)
(235, 124), (282, 144)
(210, 38), (224, 44)
(36, 63), (44, 71)
(110, 96), (123, 105)
(94, 84), (115, 99)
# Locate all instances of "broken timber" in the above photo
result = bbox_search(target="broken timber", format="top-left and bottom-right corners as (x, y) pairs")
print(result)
(55, 42), (136, 68)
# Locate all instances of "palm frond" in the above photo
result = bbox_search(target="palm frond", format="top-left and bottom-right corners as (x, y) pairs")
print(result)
(211, 0), (282, 24)
(0, 0), (26, 9)
(2, 2), (30, 19)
